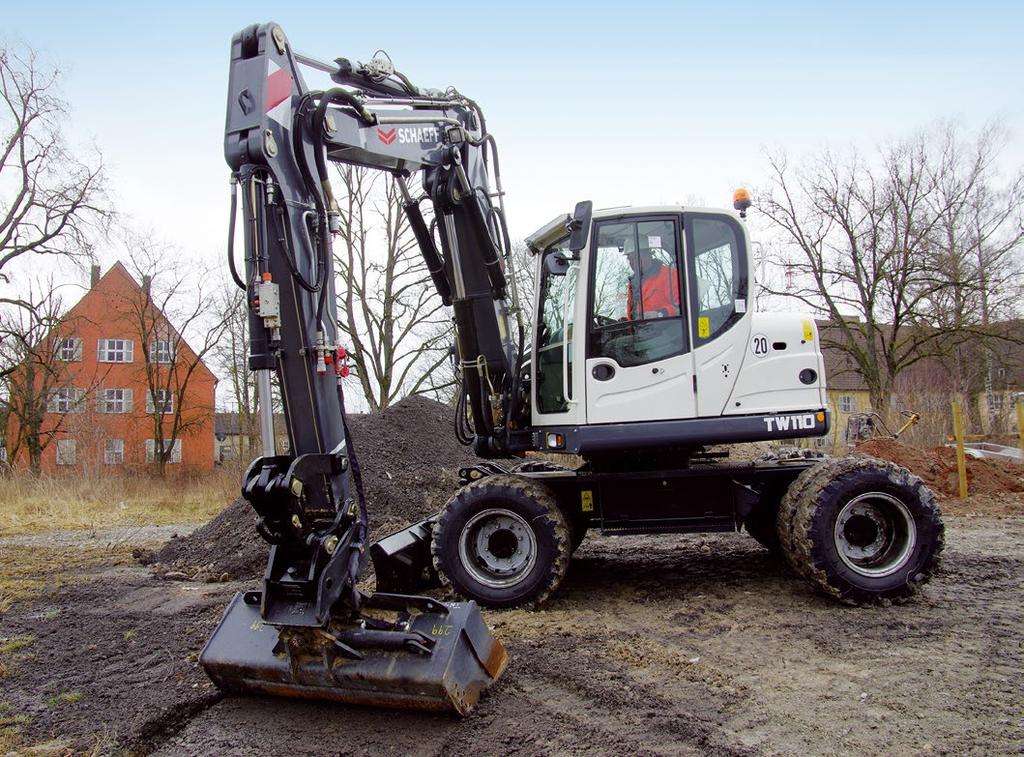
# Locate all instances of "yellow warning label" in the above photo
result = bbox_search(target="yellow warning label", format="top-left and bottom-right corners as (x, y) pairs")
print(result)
(698, 317), (710, 339)
(581, 490), (594, 513)
(802, 320), (814, 342)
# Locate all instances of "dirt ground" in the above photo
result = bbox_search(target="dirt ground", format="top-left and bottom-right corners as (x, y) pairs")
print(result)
(2, 505), (1022, 756)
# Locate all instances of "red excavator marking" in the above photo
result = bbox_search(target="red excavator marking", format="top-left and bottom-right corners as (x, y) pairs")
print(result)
(377, 128), (397, 145)
(265, 67), (293, 112)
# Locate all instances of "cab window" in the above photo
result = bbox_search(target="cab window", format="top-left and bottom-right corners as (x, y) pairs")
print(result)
(536, 238), (575, 413)
(687, 215), (746, 344)
(588, 217), (687, 367)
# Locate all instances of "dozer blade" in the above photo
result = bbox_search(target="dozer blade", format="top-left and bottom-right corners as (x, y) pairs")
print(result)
(200, 591), (508, 716)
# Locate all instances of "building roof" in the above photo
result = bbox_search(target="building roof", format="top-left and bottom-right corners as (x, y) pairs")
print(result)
(60, 261), (217, 385)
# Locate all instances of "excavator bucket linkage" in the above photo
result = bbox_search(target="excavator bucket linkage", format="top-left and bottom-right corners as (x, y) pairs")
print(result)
(201, 591), (507, 716)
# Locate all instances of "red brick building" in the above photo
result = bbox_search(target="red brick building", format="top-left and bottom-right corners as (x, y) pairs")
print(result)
(5, 263), (217, 474)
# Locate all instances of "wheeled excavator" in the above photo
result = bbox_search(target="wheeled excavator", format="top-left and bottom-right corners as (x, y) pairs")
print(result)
(200, 22), (945, 714)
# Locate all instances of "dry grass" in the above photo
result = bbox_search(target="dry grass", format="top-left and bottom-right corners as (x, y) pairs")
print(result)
(0, 469), (237, 537)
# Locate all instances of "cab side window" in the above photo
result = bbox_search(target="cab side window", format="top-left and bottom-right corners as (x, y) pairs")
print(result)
(536, 238), (575, 413)
(588, 218), (688, 367)
(688, 215), (745, 344)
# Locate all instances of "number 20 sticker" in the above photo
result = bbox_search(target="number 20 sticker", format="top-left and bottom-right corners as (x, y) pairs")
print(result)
(751, 334), (770, 357)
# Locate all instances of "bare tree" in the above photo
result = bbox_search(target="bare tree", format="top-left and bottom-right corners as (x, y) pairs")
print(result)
(120, 236), (229, 477)
(210, 285), (259, 460)
(922, 122), (1024, 428)
(0, 282), (102, 473)
(0, 44), (108, 281)
(333, 166), (453, 410)
(757, 122), (1023, 417)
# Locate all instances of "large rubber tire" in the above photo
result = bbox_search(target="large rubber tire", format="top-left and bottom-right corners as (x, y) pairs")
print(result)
(777, 456), (944, 604)
(431, 474), (571, 608)
(508, 460), (587, 552)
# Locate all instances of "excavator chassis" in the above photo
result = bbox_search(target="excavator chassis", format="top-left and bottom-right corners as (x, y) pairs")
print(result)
(201, 591), (507, 715)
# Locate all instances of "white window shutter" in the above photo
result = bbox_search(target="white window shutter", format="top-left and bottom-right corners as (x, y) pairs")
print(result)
(145, 391), (154, 413)
(97, 339), (105, 361)
(96, 389), (105, 413)
(126, 341), (134, 363)
(74, 338), (83, 361)
(124, 388), (133, 413)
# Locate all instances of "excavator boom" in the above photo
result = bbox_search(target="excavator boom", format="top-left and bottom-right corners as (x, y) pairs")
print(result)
(200, 22), (511, 714)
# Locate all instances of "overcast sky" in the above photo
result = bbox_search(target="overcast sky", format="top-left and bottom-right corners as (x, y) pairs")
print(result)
(4, 0), (1023, 282)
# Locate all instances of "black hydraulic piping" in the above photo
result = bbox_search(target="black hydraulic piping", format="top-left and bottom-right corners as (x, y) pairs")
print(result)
(404, 200), (452, 306)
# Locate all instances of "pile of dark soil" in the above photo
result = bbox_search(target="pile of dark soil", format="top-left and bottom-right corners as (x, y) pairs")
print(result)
(856, 438), (1024, 499)
(141, 396), (477, 581)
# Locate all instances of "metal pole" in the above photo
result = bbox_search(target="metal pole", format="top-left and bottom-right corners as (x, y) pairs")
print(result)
(257, 369), (276, 458)
(951, 399), (968, 500)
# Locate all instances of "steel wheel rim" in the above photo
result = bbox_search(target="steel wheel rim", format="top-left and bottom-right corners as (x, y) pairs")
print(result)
(833, 492), (917, 578)
(458, 508), (537, 589)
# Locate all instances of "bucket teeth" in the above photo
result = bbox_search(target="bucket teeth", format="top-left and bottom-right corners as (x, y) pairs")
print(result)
(200, 592), (507, 716)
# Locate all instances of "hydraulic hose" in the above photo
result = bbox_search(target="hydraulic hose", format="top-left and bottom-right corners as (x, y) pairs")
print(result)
(227, 177), (246, 290)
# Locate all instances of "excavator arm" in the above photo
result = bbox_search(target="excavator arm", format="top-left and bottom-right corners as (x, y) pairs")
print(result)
(224, 22), (522, 625)
(199, 22), (509, 714)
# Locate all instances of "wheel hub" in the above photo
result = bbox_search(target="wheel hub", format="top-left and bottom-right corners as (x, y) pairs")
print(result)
(459, 509), (537, 589)
(833, 493), (916, 578)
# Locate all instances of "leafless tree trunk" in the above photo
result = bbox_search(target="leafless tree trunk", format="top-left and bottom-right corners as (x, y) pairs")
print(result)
(1, 44), (109, 280)
(333, 166), (452, 410)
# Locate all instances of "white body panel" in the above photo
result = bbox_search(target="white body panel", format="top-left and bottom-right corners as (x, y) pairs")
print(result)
(585, 352), (696, 423)
(724, 313), (828, 415)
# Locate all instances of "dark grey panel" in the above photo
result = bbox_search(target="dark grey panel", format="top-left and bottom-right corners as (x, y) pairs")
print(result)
(538, 409), (830, 454)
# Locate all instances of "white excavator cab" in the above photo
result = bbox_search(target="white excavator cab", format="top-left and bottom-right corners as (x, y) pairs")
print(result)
(526, 205), (829, 455)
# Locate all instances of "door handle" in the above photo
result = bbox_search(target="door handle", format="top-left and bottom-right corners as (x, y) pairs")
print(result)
(592, 363), (615, 381)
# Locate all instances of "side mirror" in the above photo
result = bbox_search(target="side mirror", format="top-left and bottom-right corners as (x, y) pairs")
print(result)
(543, 253), (570, 276)
(568, 200), (593, 254)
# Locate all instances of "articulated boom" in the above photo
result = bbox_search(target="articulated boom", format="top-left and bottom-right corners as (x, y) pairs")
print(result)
(222, 22), (522, 624)
(201, 22), (510, 714)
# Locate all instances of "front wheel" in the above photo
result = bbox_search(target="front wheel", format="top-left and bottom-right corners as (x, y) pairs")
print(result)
(431, 474), (571, 608)
(777, 456), (944, 604)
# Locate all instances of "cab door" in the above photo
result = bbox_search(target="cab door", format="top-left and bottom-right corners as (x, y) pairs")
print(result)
(583, 214), (697, 424)
(685, 212), (752, 416)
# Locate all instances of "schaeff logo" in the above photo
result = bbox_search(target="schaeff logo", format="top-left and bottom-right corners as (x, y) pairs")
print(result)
(763, 413), (818, 432)
(376, 125), (440, 145)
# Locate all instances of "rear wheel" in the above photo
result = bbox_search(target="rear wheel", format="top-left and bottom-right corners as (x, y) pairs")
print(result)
(432, 474), (571, 608)
(777, 456), (944, 604)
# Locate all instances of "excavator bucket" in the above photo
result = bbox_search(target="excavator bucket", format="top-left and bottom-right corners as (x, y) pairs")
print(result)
(200, 591), (507, 716)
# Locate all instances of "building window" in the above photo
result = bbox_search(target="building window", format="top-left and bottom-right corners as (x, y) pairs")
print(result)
(56, 439), (77, 466)
(149, 339), (175, 364)
(56, 337), (83, 362)
(47, 388), (85, 414)
(146, 389), (174, 415)
(146, 438), (182, 464)
(104, 439), (124, 465)
(838, 395), (854, 414)
(97, 338), (134, 363)
(97, 388), (133, 414)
